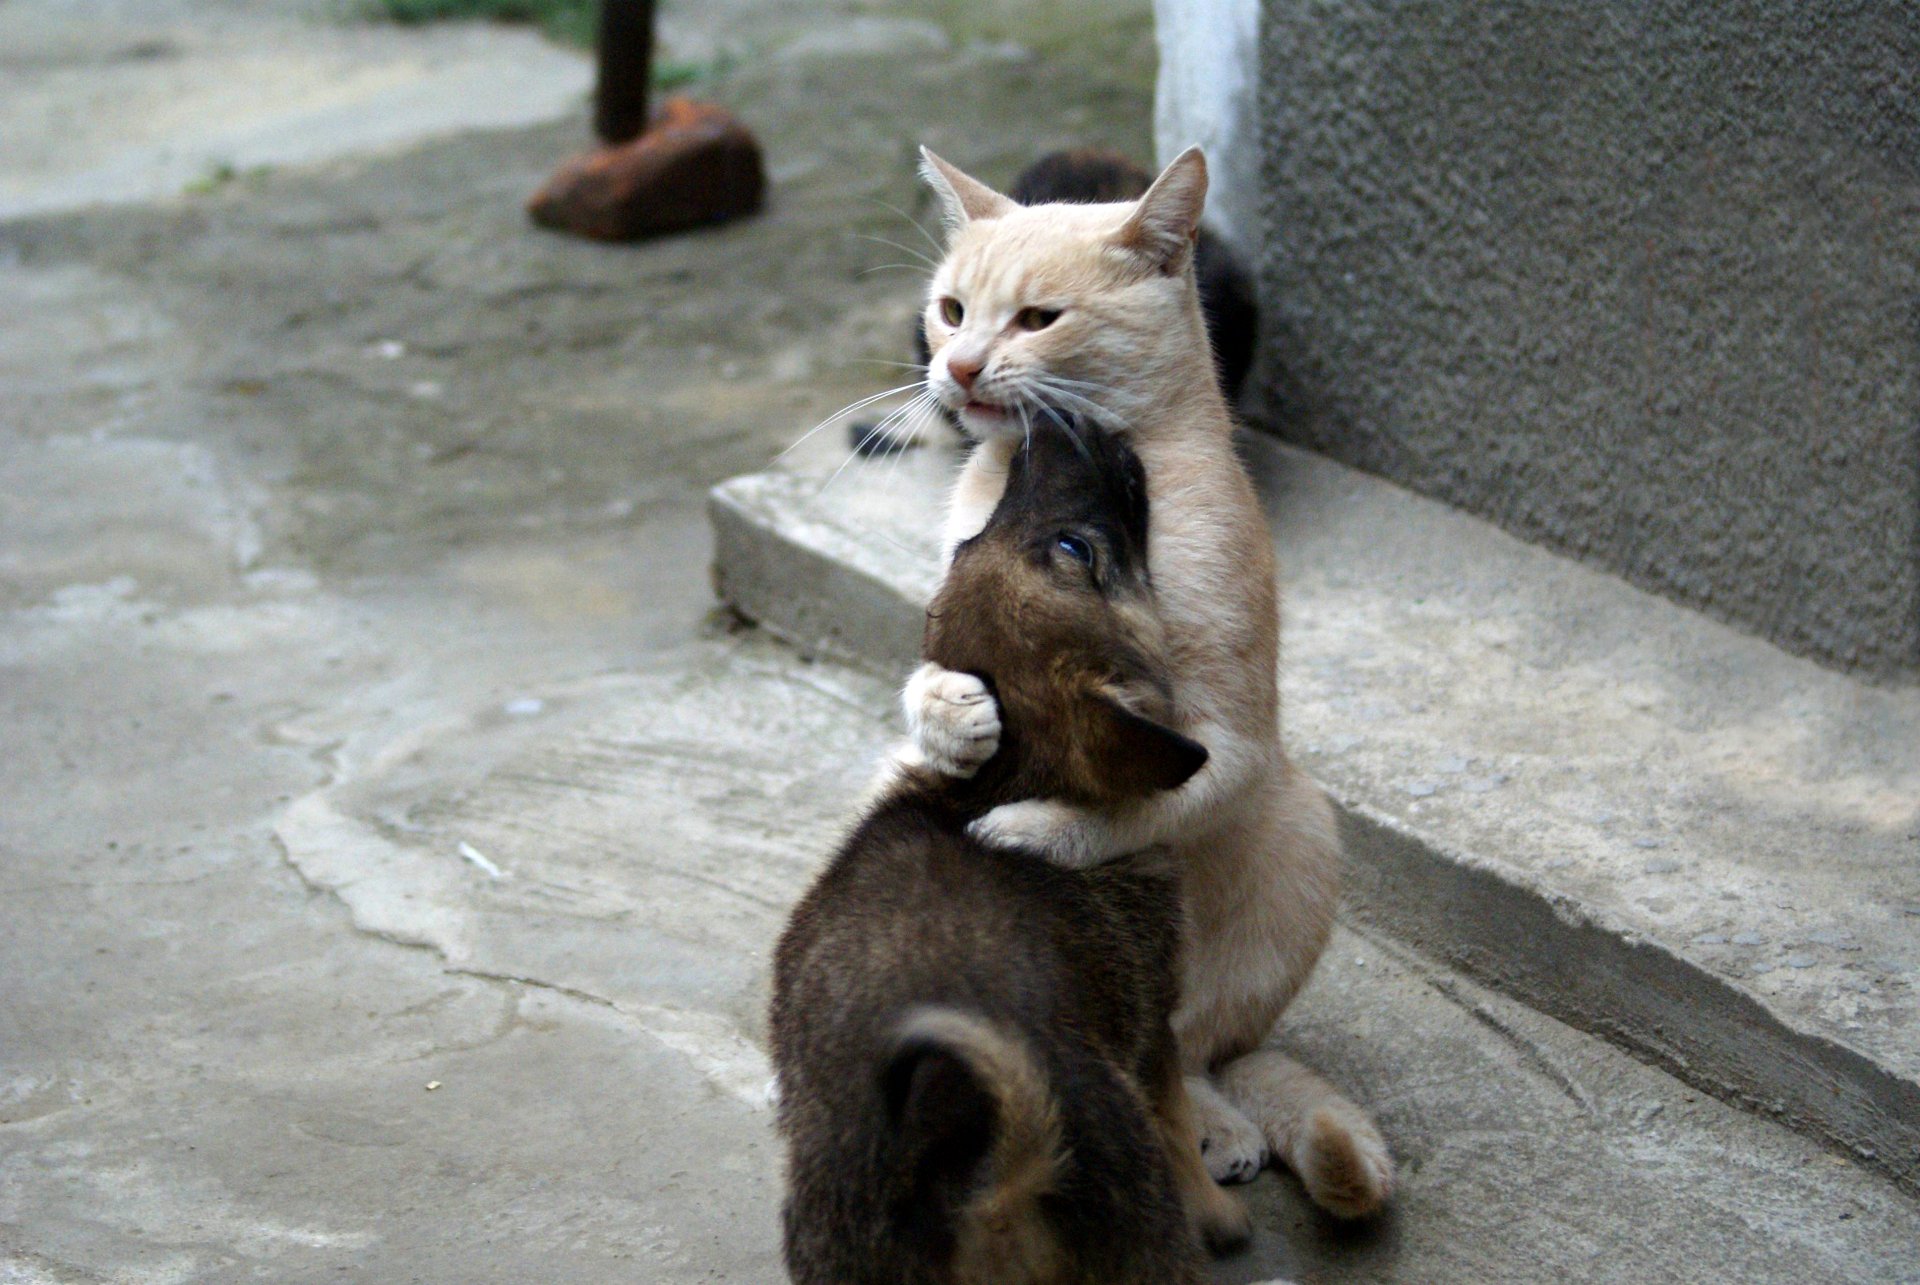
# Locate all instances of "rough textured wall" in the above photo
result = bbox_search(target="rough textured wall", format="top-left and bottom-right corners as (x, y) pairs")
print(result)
(1256, 0), (1920, 678)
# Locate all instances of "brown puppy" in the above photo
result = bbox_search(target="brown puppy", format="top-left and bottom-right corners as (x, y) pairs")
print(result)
(771, 420), (1248, 1284)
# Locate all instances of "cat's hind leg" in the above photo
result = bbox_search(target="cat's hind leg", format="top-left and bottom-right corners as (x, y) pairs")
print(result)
(1151, 1060), (1251, 1254)
(1217, 1048), (1393, 1218)
(1186, 1073), (1268, 1185)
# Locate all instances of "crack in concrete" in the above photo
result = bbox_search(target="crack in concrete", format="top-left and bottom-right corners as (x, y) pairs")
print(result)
(0, 870), (231, 895)
(267, 726), (775, 1111)
(1430, 977), (1598, 1120)
(1345, 919), (1597, 1118)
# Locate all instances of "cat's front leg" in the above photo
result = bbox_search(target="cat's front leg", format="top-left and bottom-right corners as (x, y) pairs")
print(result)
(967, 798), (1138, 869)
(903, 661), (1001, 778)
(977, 713), (1247, 865)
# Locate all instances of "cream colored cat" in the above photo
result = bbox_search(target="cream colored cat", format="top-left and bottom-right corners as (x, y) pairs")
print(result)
(891, 145), (1393, 1217)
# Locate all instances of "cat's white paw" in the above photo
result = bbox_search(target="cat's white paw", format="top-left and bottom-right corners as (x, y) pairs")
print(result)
(967, 799), (1101, 867)
(1191, 1077), (1269, 1185)
(903, 663), (1000, 778)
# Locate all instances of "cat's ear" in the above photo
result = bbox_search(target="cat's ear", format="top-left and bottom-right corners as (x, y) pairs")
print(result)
(1088, 689), (1209, 793)
(920, 147), (1015, 232)
(1114, 145), (1208, 274)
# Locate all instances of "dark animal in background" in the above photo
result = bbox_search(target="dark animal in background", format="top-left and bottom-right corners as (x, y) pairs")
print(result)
(850, 148), (1257, 456)
(770, 420), (1249, 1284)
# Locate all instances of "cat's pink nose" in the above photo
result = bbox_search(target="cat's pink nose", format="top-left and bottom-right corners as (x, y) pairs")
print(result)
(946, 354), (982, 392)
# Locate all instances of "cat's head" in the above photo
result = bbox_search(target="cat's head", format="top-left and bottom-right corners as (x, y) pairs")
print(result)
(925, 417), (1206, 805)
(916, 146), (1212, 442)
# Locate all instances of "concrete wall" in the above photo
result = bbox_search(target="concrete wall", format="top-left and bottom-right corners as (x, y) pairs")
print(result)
(1154, 0), (1260, 255)
(1255, 0), (1920, 678)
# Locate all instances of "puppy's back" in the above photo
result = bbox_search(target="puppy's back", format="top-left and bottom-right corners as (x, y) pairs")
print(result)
(771, 799), (1200, 1285)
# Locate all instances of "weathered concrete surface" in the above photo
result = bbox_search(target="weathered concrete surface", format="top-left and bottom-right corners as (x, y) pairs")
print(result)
(6, 0), (1920, 1279)
(709, 433), (1920, 1193)
(1254, 0), (1920, 678)
(271, 642), (1920, 1284)
(0, 0), (591, 218)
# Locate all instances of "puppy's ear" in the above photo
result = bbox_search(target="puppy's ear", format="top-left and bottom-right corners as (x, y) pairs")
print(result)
(883, 1040), (996, 1190)
(920, 147), (1016, 232)
(1088, 691), (1209, 794)
(882, 1009), (1062, 1257)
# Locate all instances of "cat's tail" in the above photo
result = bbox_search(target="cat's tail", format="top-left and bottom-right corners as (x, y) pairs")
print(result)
(884, 1007), (1063, 1235)
(1218, 1048), (1394, 1218)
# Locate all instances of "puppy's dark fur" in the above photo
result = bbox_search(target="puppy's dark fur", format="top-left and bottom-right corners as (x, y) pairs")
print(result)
(771, 423), (1247, 1284)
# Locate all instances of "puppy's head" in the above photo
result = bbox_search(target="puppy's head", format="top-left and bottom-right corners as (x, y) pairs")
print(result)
(926, 416), (1206, 804)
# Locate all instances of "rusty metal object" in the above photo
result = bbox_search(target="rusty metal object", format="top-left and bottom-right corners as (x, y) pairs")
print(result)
(530, 0), (765, 242)
(528, 97), (765, 242)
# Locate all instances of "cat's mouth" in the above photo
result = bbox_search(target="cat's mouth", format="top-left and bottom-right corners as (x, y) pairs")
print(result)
(959, 399), (1019, 434)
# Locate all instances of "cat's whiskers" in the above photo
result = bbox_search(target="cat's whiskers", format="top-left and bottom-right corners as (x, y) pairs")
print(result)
(878, 389), (940, 457)
(817, 389), (938, 498)
(877, 390), (942, 500)
(999, 370), (1124, 438)
(859, 391), (931, 456)
(855, 233), (941, 272)
(1015, 402), (1035, 484)
(1038, 373), (1144, 410)
(1021, 377), (1125, 431)
(1037, 402), (1093, 465)
(778, 380), (930, 461)
(865, 198), (948, 259)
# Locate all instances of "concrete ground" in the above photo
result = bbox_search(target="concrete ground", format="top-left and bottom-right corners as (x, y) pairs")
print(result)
(0, 0), (591, 219)
(3, 1), (1917, 1282)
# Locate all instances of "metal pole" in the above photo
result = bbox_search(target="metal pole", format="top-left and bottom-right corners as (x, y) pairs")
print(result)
(593, 0), (656, 146)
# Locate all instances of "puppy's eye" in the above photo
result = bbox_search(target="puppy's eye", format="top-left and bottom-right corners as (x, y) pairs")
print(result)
(939, 297), (964, 327)
(1016, 307), (1062, 332)
(1055, 534), (1094, 566)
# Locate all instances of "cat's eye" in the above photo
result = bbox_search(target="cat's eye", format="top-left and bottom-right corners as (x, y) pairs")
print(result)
(1055, 534), (1094, 567)
(1016, 307), (1063, 332)
(939, 297), (964, 327)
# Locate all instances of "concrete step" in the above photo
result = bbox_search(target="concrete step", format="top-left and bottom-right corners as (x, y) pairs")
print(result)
(709, 424), (1920, 1196)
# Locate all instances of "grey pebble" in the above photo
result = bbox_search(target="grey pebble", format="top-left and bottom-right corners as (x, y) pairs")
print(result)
(1806, 930), (1860, 950)
(1731, 932), (1765, 946)
(1751, 962), (1776, 975)
(1783, 954), (1818, 969)
(1644, 859), (1681, 875)
(1405, 781), (1439, 798)
(1438, 756), (1470, 774)
(1632, 837), (1664, 850)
